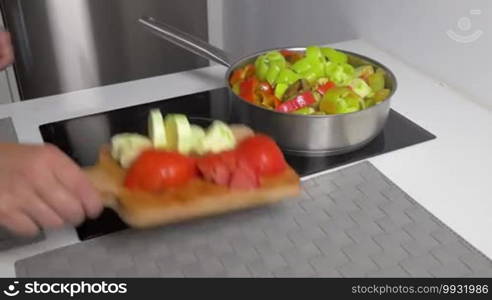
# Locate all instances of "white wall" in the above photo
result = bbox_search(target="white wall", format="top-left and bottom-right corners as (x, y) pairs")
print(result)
(222, 0), (492, 110)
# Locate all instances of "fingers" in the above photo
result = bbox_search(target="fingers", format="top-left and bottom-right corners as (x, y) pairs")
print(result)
(0, 144), (103, 236)
(51, 147), (103, 219)
(32, 170), (86, 226)
(0, 182), (39, 237)
(0, 31), (14, 70)
(0, 210), (39, 237)
(19, 188), (64, 229)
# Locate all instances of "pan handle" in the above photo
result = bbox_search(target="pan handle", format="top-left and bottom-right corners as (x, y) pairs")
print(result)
(139, 16), (232, 68)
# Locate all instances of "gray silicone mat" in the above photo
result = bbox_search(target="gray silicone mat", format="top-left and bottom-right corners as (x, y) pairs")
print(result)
(15, 162), (492, 277)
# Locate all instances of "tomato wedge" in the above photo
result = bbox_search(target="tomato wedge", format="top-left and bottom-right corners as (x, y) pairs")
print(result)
(196, 150), (259, 189)
(236, 135), (287, 176)
(124, 150), (196, 192)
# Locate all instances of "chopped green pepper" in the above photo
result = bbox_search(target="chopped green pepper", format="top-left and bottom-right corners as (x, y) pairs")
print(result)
(349, 78), (372, 98)
(266, 61), (282, 85)
(308, 63), (325, 82)
(274, 83), (289, 99)
(292, 57), (313, 74)
(254, 51), (286, 82)
(375, 67), (386, 75)
(371, 88), (390, 103)
(366, 72), (385, 92)
(255, 58), (269, 81)
(320, 87), (362, 114)
(305, 46), (324, 63)
(266, 51), (285, 63)
(293, 107), (315, 115)
(292, 50), (326, 83)
(276, 68), (300, 85)
(364, 88), (390, 108)
(321, 47), (348, 64)
(325, 62), (355, 85)
(355, 65), (374, 79)
(365, 98), (376, 108)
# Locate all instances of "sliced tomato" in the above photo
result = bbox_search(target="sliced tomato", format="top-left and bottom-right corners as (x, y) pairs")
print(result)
(218, 150), (238, 170)
(196, 149), (260, 189)
(237, 135), (287, 176)
(229, 163), (259, 189)
(124, 150), (196, 192)
(196, 151), (234, 186)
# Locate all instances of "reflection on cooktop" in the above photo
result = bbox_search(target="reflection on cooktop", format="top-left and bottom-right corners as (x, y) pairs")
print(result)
(39, 88), (435, 240)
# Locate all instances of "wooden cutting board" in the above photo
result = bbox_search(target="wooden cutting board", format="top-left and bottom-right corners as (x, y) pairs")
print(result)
(84, 148), (301, 228)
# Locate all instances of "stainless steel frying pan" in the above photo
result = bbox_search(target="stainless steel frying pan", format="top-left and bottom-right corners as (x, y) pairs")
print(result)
(139, 16), (397, 156)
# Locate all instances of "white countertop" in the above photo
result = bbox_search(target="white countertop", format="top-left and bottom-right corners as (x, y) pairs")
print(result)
(0, 39), (491, 277)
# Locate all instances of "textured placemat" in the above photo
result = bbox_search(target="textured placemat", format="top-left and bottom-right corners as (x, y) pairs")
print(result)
(15, 162), (492, 277)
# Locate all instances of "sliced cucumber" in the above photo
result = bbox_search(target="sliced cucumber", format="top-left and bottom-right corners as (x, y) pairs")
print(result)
(164, 113), (193, 154)
(190, 124), (206, 152)
(111, 133), (152, 168)
(148, 109), (167, 149)
(197, 120), (236, 154)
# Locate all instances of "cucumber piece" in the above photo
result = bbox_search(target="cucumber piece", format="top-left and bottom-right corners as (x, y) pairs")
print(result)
(111, 133), (152, 168)
(148, 109), (167, 149)
(191, 124), (206, 140)
(196, 120), (236, 154)
(190, 124), (206, 153)
(164, 113), (193, 154)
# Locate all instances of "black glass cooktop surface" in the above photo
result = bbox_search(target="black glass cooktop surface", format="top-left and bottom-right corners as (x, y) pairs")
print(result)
(39, 88), (435, 240)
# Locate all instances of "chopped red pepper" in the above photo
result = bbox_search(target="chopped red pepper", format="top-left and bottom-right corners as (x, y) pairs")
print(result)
(229, 64), (255, 86)
(280, 50), (298, 56)
(239, 76), (259, 103)
(243, 64), (255, 78)
(229, 69), (243, 86)
(273, 96), (282, 108)
(280, 50), (303, 64)
(316, 81), (336, 95)
(275, 91), (316, 113)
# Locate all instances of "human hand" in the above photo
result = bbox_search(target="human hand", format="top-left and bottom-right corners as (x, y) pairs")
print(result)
(0, 31), (14, 70)
(0, 143), (103, 236)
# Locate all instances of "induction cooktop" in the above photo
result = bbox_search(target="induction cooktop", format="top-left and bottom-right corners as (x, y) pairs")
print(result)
(39, 88), (436, 240)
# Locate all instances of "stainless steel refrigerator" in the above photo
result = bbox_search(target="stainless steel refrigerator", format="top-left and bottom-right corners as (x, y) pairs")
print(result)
(0, 0), (209, 100)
